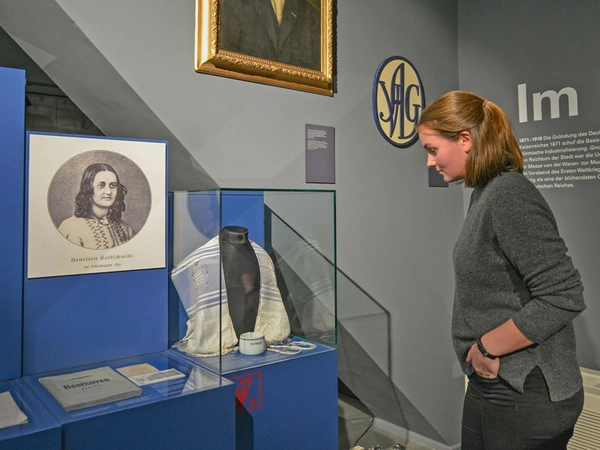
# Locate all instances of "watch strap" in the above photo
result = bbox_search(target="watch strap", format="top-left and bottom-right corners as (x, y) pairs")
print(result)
(476, 337), (498, 359)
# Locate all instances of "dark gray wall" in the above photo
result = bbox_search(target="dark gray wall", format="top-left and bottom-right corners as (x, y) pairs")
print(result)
(459, 0), (600, 370)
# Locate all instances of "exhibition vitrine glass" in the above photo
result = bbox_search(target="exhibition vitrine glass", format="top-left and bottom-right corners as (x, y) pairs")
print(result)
(168, 189), (337, 374)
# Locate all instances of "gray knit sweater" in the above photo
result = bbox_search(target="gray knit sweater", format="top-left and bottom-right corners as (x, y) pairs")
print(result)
(453, 172), (585, 401)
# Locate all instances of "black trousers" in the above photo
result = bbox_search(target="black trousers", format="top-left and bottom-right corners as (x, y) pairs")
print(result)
(462, 366), (584, 450)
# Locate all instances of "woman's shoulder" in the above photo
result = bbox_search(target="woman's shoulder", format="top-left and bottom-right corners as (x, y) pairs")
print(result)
(58, 215), (85, 230)
(490, 171), (533, 189)
(484, 172), (540, 199)
(485, 172), (552, 216)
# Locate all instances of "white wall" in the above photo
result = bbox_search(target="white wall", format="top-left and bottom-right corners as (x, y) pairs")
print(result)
(1, 0), (466, 445)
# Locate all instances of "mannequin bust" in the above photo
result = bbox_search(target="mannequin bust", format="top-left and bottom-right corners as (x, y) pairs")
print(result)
(220, 226), (260, 337)
(171, 225), (291, 356)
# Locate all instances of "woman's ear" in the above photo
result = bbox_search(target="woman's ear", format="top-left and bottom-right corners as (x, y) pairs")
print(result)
(458, 130), (472, 154)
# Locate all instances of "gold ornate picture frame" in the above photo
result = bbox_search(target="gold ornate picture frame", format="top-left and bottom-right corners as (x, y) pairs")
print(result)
(195, 0), (334, 96)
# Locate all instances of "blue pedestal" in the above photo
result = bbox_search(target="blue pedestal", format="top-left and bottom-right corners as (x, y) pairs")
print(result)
(23, 352), (236, 450)
(0, 379), (61, 450)
(60, 386), (235, 450)
(226, 348), (338, 450)
(171, 338), (339, 449)
(0, 67), (25, 381)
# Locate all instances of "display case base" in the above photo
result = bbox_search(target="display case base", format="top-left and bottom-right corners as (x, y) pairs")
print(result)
(0, 379), (61, 450)
(227, 348), (338, 450)
(61, 387), (235, 450)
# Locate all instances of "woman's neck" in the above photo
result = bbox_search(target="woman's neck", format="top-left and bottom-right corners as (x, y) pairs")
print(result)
(91, 204), (109, 219)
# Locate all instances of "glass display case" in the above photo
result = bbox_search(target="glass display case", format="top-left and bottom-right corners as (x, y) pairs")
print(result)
(23, 352), (229, 422)
(0, 378), (61, 449)
(22, 352), (236, 449)
(168, 189), (337, 374)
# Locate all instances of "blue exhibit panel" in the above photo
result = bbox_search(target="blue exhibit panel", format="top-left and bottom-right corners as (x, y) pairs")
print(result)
(22, 132), (169, 375)
(0, 67), (25, 381)
(0, 379), (62, 450)
(23, 352), (236, 450)
(23, 268), (168, 375)
(169, 190), (266, 345)
(221, 191), (265, 246)
(227, 349), (338, 450)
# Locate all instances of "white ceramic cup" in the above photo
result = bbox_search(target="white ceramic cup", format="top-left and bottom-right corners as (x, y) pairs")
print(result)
(239, 332), (266, 355)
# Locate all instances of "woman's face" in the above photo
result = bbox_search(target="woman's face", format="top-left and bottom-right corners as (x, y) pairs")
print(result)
(91, 170), (118, 210)
(418, 125), (471, 183)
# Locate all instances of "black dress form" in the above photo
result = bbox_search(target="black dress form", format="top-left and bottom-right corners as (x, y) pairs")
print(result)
(220, 226), (260, 338)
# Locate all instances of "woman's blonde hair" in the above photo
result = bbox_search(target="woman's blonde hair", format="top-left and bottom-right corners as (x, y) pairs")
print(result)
(418, 91), (523, 188)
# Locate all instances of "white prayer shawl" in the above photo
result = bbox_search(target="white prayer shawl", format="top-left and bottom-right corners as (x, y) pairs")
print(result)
(171, 236), (290, 356)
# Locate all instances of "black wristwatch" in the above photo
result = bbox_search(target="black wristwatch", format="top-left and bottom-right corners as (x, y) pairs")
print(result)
(476, 337), (498, 359)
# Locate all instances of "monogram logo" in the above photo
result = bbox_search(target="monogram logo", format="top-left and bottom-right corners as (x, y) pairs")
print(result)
(373, 56), (425, 148)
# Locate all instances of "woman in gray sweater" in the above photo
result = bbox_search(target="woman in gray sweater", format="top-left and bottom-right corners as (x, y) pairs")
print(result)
(418, 91), (585, 450)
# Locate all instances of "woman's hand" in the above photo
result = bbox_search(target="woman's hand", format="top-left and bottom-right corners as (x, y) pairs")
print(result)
(466, 319), (533, 378)
(467, 342), (500, 378)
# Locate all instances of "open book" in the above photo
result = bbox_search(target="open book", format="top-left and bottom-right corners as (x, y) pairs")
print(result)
(39, 366), (142, 412)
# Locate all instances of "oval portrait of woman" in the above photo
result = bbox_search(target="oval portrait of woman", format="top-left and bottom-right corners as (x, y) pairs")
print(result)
(47, 150), (152, 250)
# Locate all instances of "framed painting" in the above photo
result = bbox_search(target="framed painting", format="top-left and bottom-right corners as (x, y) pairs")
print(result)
(196, 0), (334, 96)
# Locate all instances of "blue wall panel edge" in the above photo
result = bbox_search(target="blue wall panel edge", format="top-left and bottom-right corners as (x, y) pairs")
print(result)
(0, 67), (26, 381)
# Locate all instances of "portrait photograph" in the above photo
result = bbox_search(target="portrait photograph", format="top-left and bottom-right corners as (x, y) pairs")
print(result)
(27, 133), (167, 279)
(195, 0), (334, 95)
(220, 0), (321, 71)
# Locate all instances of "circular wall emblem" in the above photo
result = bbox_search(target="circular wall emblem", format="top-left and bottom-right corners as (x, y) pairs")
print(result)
(372, 56), (425, 148)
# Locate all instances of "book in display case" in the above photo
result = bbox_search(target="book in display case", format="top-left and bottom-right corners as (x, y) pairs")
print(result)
(22, 352), (235, 449)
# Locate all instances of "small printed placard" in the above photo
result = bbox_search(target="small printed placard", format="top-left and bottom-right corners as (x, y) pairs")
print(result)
(117, 364), (185, 387)
(306, 124), (335, 184)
